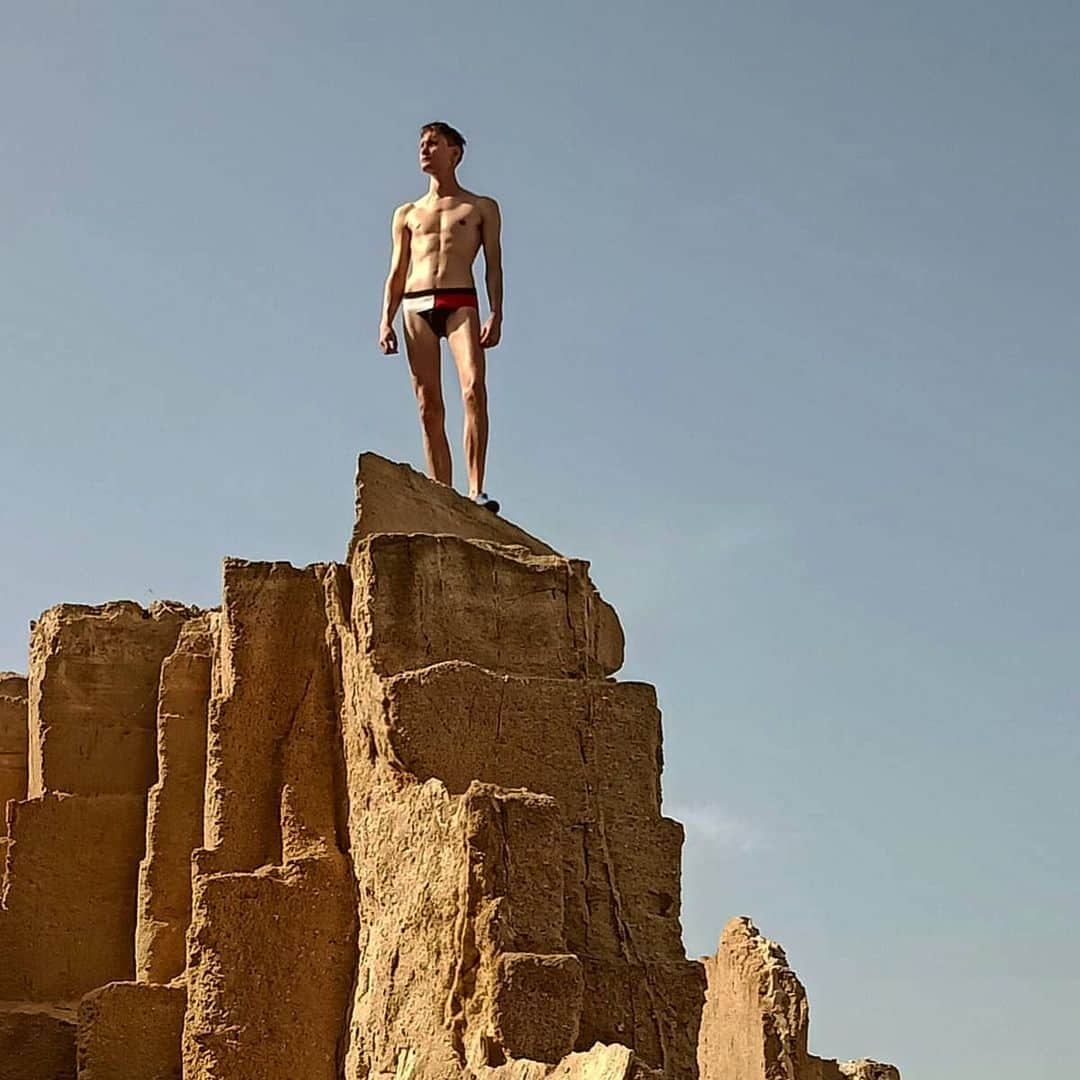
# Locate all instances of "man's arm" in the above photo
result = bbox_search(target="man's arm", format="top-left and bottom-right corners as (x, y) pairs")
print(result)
(479, 197), (503, 349)
(379, 204), (411, 355)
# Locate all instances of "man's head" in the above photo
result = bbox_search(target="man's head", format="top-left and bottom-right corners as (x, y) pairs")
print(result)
(419, 122), (466, 174)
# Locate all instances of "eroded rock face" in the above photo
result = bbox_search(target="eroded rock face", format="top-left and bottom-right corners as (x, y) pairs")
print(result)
(77, 981), (185, 1079)
(484, 1043), (664, 1079)
(184, 856), (355, 1080)
(698, 918), (901, 1080)
(835, 1063), (901, 1080)
(0, 1003), (76, 1080)
(0, 673), (28, 838)
(182, 560), (356, 1080)
(698, 917), (809, 1080)
(0, 792), (146, 1001)
(27, 602), (194, 798)
(0, 601), (205, 1005)
(0, 454), (899, 1080)
(340, 523), (703, 1078)
(353, 533), (624, 679)
(136, 613), (217, 983)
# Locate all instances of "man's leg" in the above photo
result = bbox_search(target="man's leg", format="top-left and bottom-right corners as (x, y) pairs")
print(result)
(445, 308), (488, 498)
(403, 311), (452, 485)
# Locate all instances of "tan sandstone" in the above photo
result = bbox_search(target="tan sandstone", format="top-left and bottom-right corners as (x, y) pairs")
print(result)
(0, 674), (27, 840)
(77, 982), (185, 1079)
(135, 613), (216, 983)
(698, 918), (900, 1080)
(824, 1063), (900, 1080)
(0, 600), (205, 1004)
(27, 601), (193, 797)
(0, 452), (899, 1080)
(0, 1003), (76, 1080)
(347, 451), (558, 561)
(182, 560), (357, 1080)
(484, 1043), (663, 1079)
(339, 508), (704, 1077)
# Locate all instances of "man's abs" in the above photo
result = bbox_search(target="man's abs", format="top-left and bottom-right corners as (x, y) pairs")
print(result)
(403, 198), (484, 292)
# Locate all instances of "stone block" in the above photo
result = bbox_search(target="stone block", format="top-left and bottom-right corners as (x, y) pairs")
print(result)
(199, 561), (345, 876)
(183, 854), (356, 1080)
(27, 602), (192, 797)
(0, 793), (146, 1001)
(597, 814), (686, 962)
(698, 917), (809, 1080)
(348, 451), (557, 561)
(382, 665), (661, 823)
(353, 533), (623, 678)
(378, 665), (683, 963)
(77, 981), (184, 1079)
(484, 1043), (663, 1079)
(579, 958), (705, 1077)
(342, 779), (484, 1079)
(461, 784), (566, 955)
(0, 674), (28, 833)
(486, 952), (584, 1065)
(0, 1004), (76, 1080)
(136, 614), (215, 984)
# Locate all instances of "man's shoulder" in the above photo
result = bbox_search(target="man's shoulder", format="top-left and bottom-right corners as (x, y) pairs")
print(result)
(471, 193), (501, 218)
(392, 200), (417, 221)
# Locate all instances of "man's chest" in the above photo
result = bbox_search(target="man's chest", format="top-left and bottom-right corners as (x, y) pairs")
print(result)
(408, 205), (482, 243)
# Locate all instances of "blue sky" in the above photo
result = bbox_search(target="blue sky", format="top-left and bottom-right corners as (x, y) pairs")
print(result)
(2, 3), (1078, 1076)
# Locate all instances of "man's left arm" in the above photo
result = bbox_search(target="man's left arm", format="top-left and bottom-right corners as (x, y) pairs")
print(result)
(479, 198), (503, 348)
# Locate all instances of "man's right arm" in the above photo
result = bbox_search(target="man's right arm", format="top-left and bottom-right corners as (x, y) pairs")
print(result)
(379, 204), (411, 355)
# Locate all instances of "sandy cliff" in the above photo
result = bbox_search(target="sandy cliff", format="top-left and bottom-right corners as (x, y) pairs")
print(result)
(0, 454), (898, 1080)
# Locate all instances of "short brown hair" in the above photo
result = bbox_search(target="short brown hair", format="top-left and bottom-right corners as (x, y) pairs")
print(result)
(420, 121), (466, 163)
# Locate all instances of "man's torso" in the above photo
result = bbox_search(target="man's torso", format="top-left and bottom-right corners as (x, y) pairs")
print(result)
(403, 192), (487, 292)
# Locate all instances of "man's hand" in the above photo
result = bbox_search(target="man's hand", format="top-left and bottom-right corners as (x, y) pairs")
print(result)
(379, 322), (398, 355)
(479, 314), (502, 349)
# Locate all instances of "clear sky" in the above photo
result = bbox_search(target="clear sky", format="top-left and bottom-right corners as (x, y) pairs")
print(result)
(2, 3), (1077, 1076)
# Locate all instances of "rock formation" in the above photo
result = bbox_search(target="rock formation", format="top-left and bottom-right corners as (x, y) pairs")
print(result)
(697, 918), (899, 1080)
(0, 453), (900, 1079)
(0, 674), (28, 853)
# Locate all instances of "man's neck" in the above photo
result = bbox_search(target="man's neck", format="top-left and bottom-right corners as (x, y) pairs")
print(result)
(427, 173), (463, 199)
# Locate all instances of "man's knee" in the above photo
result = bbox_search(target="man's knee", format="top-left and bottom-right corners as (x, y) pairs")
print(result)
(415, 387), (445, 428)
(461, 378), (487, 412)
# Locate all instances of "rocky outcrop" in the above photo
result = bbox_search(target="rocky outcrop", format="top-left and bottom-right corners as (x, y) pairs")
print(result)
(807, 1061), (900, 1080)
(27, 602), (193, 798)
(0, 602), (202, 1071)
(336, 496), (702, 1077)
(182, 560), (355, 1080)
(135, 613), (216, 983)
(834, 1063), (900, 1080)
(0, 602), (198, 1002)
(698, 918), (900, 1080)
(0, 453), (898, 1079)
(0, 673), (27, 839)
(698, 918), (807, 1080)
(347, 450), (559, 561)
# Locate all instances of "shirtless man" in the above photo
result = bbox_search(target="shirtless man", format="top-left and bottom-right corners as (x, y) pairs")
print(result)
(378, 122), (503, 512)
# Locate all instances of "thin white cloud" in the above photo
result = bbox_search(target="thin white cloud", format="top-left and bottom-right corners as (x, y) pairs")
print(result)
(667, 802), (762, 855)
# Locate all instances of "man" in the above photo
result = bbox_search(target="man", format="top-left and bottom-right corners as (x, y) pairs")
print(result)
(379, 122), (503, 513)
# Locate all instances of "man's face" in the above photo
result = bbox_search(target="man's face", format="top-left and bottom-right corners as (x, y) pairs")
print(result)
(419, 130), (458, 174)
